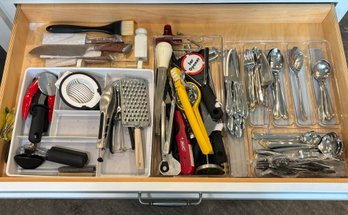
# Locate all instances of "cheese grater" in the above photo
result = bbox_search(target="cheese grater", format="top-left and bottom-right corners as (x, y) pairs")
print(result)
(120, 78), (150, 170)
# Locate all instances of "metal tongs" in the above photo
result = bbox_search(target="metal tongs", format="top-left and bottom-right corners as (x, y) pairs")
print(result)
(96, 81), (137, 176)
(96, 84), (116, 176)
(159, 81), (181, 175)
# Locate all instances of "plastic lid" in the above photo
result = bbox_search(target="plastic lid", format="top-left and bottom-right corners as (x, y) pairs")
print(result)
(136, 28), (147, 35)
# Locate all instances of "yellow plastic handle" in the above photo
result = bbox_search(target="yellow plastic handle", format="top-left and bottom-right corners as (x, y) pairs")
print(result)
(170, 67), (213, 154)
(189, 82), (211, 148)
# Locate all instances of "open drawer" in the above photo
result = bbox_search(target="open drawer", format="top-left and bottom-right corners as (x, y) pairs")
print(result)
(1, 3), (348, 200)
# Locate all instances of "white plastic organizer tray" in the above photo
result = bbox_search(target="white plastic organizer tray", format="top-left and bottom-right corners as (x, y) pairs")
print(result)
(6, 67), (154, 177)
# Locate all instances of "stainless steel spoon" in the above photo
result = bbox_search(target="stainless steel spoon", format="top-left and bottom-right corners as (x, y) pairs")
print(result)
(312, 59), (334, 122)
(256, 131), (322, 148)
(257, 131), (343, 159)
(289, 47), (307, 121)
(318, 132), (344, 159)
(268, 48), (288, 120)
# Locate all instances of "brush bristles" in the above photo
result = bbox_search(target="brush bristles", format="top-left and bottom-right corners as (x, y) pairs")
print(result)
(121, 20), (135, 36)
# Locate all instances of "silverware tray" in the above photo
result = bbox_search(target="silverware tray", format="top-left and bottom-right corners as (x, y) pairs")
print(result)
(224, 40), (345, 177)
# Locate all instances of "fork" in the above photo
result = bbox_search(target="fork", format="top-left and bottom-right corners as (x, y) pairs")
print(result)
(244, 49), (256, 111)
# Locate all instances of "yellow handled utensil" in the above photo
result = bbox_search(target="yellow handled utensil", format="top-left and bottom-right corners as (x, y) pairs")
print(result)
(185, 82), (211, 148)
(170, 67), (213, 155)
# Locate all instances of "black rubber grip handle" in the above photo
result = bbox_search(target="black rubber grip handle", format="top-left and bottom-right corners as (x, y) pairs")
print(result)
(46, 147), (88, 168)
(200, 85), (223, 120)
(46, 25), (102, 33)
(14, 154), (44, 169)
(28, 104), (48, 144)
(210, 131), (227, 164)
(192, 139), (204, 167)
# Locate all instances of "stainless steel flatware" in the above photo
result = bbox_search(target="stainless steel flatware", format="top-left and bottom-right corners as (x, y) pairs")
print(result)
(252, 47), (265, 105)
(312, 59), (334, 122)
(244, 49), (257, 111)
(243, 48), (272, 113)
(225, 48), (248, 137)
(289, 47), (307, 121)
(268, 48), (288, 120)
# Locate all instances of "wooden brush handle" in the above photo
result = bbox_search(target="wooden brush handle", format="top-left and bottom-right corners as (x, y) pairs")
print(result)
(135, 127), (145, 170)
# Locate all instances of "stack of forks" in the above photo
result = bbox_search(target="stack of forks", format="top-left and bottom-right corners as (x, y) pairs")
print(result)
(244, 48), (274, 112)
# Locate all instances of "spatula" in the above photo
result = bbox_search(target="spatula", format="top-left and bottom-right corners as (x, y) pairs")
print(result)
(120, 78), (151, 170)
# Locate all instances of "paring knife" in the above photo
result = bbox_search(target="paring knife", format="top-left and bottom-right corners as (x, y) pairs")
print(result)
(29, 43), (132, 57)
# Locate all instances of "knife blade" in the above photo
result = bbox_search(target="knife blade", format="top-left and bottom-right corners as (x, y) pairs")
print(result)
(259, 49), (274, 87)
(225, 48), (240, 82)
(29, 43), (132, 57)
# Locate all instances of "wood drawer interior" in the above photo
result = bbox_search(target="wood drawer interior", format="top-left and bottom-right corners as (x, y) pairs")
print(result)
(0, 3), (347, 182)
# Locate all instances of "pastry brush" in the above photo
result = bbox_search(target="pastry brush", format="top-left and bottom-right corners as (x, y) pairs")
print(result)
(46, 20), (135, 35)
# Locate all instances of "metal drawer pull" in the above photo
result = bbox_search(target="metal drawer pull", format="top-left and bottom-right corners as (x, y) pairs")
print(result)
(138, 192), (202, 206)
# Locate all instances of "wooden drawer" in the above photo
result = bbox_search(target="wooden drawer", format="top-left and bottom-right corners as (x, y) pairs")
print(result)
(1, 3), (348, 199)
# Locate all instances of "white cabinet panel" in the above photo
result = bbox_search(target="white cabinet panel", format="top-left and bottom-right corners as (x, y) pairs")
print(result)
(0, 16), (11, 50)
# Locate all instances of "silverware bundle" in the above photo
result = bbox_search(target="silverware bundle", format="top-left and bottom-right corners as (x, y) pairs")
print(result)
(224, 49), (248, 137)
(243, 47), (290, 120)
(268, 48), (288, 120)
(311, 59), (335, 122)
(254, 131), (344, 177)
(243, 48), (274, 112)
(254, 131), (344, 159)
